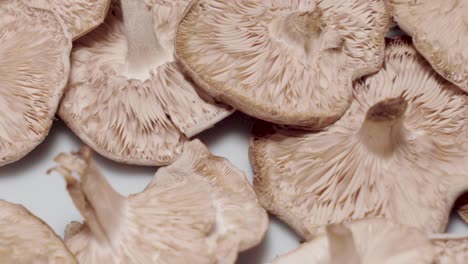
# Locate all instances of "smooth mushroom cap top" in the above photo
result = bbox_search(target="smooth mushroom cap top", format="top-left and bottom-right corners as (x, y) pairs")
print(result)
(250, 37), (468, 239)
(59, 0), (232, 166)
(0, 200), (77, 263)
(272, 219), (434, 264)
(20, 0), (111, 40)
(50, 139), (267, 264)
(0, 0), (71, 166)
(386, 0), (468, 91)
(176, 0), (390, 128)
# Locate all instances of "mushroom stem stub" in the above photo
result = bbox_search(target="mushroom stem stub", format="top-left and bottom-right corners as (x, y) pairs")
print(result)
(121, 0), (166, 80)
(360, 97), (408, 154)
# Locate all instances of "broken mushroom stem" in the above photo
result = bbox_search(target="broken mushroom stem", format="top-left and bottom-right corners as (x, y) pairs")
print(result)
(360, 96), (408, 154)
(121, 0), (166, 80)
(49, 147), (125, 244)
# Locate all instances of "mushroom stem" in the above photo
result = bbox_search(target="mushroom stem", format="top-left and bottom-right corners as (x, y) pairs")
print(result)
(360, 97), (408, 155)
(121, 0), (166, 80)
(327, 225), (360, 264)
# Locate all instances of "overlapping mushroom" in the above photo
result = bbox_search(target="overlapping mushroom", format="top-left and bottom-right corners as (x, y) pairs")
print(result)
(0, 199), (77, 263)
(58, 0), (232, 166)
(250, 38), (468, 239)
(50, 140), (268, 263)
(272, 219), (468, 264)
(176, 0), (390, 129)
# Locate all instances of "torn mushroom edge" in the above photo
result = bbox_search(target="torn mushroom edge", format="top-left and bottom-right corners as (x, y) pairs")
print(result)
(1, 3), (73, 167)
(174, 0), (391, 128)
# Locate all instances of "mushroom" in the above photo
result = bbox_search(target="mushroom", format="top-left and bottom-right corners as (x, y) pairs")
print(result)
(0, 199), (77, 263)
(50, 140), (268, 263)
(271, 219), (467, 264)
(59, 0), (233, 166)
(385, 0), (468, 92)
(18, 0), (111, 40)
(175, 0), (391, 129)
(456, 193), (468, 224)
(250, 37), (468, 239)
(0, 0), (71, 166)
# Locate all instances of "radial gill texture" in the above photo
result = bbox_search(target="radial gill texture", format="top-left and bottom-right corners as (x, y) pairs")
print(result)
(176, 0), (390, 128)
(0, 1), (71, 166)
(21, 0), (111, 40)
(250, 38), (468, 239)
(59, 2), (231, 166)
(387, 0), (468, 92)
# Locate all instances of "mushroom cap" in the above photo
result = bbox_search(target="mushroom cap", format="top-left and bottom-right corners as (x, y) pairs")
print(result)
(20, 0), (111, 40)
(51, 140), (267, 263)
(250, 37), (468, 239)
(0, 0), (71, 166)
(175, 0), (390, 128)
(59, 2), (232, 166)
(156, 140), (269, 262)
(271, 219), (435, 264)
(430, 234), (468, 264)
(0, 200), (77, 263)
(386, 0), (468, 92)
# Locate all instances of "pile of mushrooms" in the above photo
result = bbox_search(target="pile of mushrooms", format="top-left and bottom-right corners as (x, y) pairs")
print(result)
(0, 0), (467, 263)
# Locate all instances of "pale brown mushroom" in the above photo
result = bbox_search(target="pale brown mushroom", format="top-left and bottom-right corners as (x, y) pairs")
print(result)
(50, 140), (267, 263)
(59, 0), (232, 166)
(272, 219), (467, 264)
(0, 0), (71, 166)
(175, 0), (391, 128)
(250, 37), (468, 239)
(19, 0), (111, 40)
(0, 199), (77, 263)
(386, 0), (468, 92)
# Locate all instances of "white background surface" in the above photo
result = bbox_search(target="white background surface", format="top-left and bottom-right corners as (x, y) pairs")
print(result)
(0, 112), (467, 263)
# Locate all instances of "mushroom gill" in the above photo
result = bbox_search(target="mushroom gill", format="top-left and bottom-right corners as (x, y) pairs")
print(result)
(250, 37), (468, 239)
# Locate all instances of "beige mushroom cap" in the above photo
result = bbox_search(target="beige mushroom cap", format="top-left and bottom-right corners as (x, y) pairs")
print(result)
(386, 0), (468, 92)
(272, 219), (468, 264)
(176, 0), (390, 128)
(0, 200), (77, 263)
(0, 0), (71, 166)
(59, 0), (232, 166)
(19, 0), (111, 40)
(250, 37), (468, 239)
(50, 139), (267, 263)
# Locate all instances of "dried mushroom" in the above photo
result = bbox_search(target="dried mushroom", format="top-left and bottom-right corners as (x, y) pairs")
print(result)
(250, 38), (468, 239)
(0, 199), (76, 263)
(19, 0), (111, 40)
(386, 0), (468, 92)
(50, 140), (267, 263)
(175, 0), (390, 128)
(0, 0), (71, 166)
(59, 0), (232, 166)
(272, 219), (466, 264)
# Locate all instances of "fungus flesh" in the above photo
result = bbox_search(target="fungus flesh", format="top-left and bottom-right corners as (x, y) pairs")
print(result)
(0, 199), (77, 263)
(0, 0), (71, 166)
(250, 37), (468, 239)
(59, 0), (232, 166)
(386, 0), (468, 92)
(176, 0), (390, 128)
(50, 140), (267, 263)
(19, 0), (111, 40)
(272, 219), (466, 264)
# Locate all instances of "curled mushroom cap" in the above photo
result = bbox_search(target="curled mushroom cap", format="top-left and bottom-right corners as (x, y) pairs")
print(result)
(386, 0), (468, 92)
(19, 0), (111, 40)
(50, 140), (267, 263)
(59, 0), (232, 166)
(250, 37), (468, 239)
(0, 200), (77, 263)
(272, 219), (467, 264)
(175, 0), (390, 128)
(0, 0), (71, 166)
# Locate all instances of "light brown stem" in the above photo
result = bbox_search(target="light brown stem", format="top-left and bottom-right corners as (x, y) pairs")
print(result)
(121, 0), (165, 79)
(360, 97), (408, 155)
